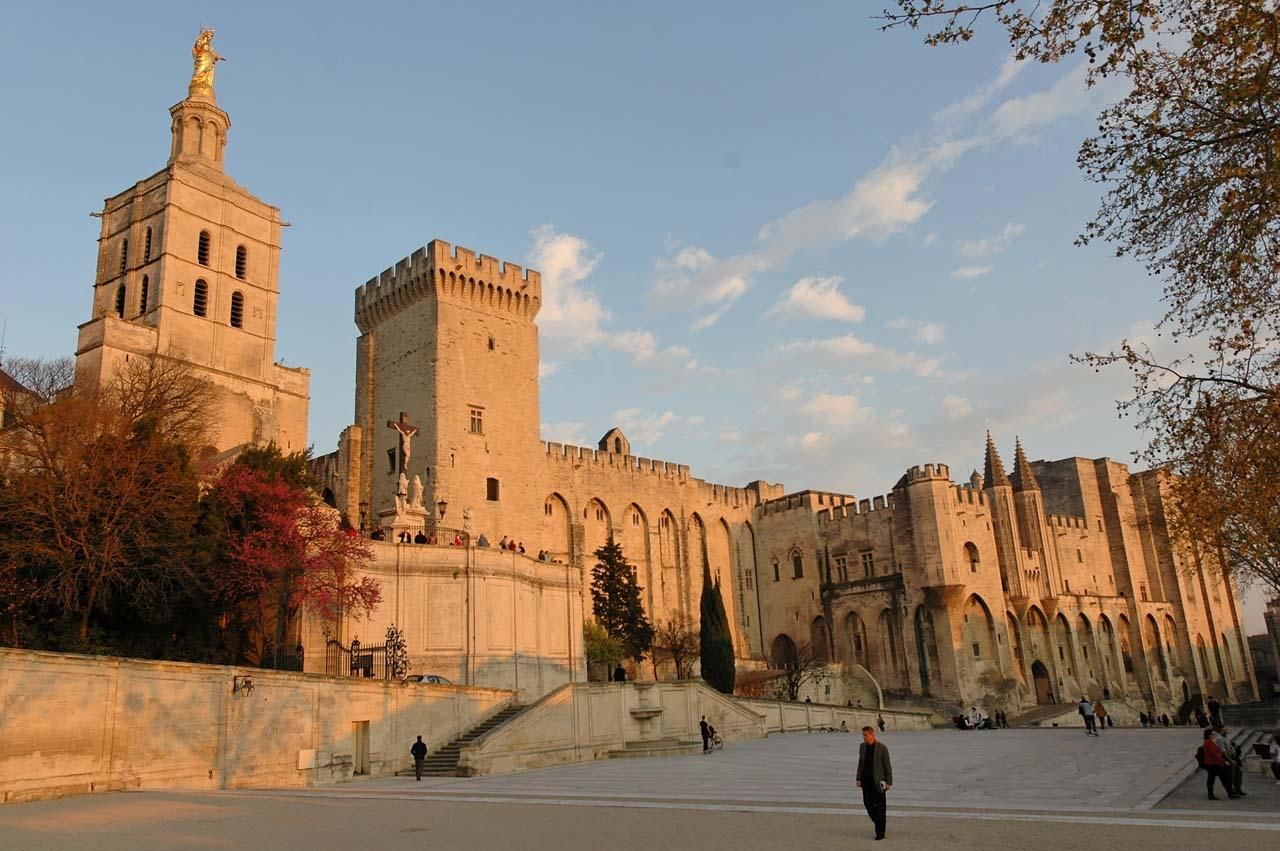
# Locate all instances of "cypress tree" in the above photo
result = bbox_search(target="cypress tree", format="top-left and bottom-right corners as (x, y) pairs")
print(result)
(590, 540), (654, 662)
(699, 564), (735, 693)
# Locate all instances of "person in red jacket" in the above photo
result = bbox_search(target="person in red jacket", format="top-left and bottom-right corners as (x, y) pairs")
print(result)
(1200, 728), (1238, 800)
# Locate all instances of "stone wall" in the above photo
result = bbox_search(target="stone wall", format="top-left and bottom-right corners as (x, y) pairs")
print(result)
(736, 698), (934, 734)
(0, 649), (511, 804)
(304, 542), (586, 702)
(456, 681), (767, 775)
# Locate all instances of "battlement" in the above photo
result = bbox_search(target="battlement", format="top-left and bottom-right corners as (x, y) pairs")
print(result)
(905, 462), (951, 483)
(758, 490), (856, 517)
(542, 440), (689, 480)
(354, 239), (543, 333)
(951, 485), (987, 507)
(816, 492), (897, 524)
(1048, 513), (1089, 531)
(539, 441), (773, 509)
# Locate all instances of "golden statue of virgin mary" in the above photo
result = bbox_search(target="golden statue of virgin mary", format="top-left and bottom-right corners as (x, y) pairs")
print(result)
(189, 28), (224, 97)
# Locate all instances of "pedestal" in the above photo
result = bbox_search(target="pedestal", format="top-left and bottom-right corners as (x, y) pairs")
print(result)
(377, 506), (430, 539)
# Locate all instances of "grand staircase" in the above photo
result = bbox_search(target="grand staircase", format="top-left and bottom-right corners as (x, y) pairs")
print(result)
(397, 704), (526, 778)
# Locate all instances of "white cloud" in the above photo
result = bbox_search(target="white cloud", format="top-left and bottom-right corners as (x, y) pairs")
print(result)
(766, 275), (866, 322)
(959, 222), (1025, 258)
(538, 361), (559, 378)
(778, 333), (878, 358)
(951, 265), (993, 280)
(613, 408), (681, 446)
(943, 395), (973, 420)
(887, 317), (946, 345)
(529, 226), (606, 350)
(801, 393), (865, 422)
(777, 334), (945, 378)
(648, 57), (1107, 330)
(540, 420), (588, 446)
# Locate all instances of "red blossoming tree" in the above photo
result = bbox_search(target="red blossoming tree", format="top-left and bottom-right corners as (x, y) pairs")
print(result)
(203, 458), (378, 665)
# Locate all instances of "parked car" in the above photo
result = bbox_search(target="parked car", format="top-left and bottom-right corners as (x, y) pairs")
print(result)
(405, 674), (452, 685)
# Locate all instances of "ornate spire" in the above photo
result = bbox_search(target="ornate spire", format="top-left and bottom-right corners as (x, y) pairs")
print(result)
(1010, 436), (1040, 491)
(983, 431), (1010, 488)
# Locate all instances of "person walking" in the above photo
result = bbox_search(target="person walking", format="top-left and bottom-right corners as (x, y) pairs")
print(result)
(1214, 726), (1246, 797)
(1078, 697), (1097, 736)
(1093, 700), (1107, 733)
(410, 735), (428, 781)
(1199, 728), (1237, 800)
(855, 725), (893, 841)
(699, 716), (711, 753)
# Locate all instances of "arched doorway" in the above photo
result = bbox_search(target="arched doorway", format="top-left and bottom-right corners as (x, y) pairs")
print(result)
(1031, 660), (1052, 705)
(542, 493), (572, 563)
(845, 611), (869, 670)
(770, 633), (798, 669)
(914, 606), (940, 696)
(810, 616), (831, 663)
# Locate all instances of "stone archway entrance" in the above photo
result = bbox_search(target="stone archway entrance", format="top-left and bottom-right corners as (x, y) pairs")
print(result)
(1031, 660), (1052, 705)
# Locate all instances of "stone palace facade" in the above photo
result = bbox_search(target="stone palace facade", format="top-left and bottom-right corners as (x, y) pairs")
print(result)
(69, 42), (1257, 712)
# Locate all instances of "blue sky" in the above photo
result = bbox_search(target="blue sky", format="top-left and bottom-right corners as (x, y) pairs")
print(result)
(2, 3), (1263, 628)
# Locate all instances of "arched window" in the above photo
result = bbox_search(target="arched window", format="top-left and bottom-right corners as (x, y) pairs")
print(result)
(143, 227), (152, 262)
(772, 558), (781, 582)
(235, 245), (247, 280)
(230, 291), (244, 328)
(614, 437), (622, 453)
(791, 548), (804, 579)
(114, 284), (126, 318)
(965, 542), (980, 573)
(139, 275), (149, 314)
(198, 231), (211, 266)
(119, 238), (128, 276)
(193, 279), (209, 317)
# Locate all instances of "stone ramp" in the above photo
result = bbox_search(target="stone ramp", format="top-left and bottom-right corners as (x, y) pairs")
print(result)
(396, 704), (528, 777)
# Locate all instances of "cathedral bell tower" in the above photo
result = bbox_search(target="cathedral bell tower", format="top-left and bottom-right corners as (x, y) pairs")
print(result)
(73, 30), (309, 454)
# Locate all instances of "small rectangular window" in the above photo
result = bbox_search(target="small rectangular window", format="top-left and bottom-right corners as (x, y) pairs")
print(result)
(1140, 583), (1148, 602)
(861, 551), (874, 578)
(773, 561), (780, 582)
(486, 477), (499, 501)
(469, 408), (483, 434)
(972, 643), (980, 658)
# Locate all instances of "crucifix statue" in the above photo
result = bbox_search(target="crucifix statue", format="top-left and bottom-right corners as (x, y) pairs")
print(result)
(386, 411), (419, 475)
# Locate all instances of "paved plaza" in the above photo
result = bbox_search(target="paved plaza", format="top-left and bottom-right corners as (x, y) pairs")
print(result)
(2, 728), (1278, 850)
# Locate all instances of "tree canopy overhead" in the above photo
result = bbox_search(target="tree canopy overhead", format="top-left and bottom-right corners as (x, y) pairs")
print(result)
(881, 1), (1280, 595)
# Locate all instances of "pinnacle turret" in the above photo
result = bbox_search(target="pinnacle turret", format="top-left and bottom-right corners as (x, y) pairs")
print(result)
(983, 431), (1010, 488)
(1010, 437), (1040, 491)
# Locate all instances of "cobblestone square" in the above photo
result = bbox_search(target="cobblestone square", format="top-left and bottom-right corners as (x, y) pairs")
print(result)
(2, 729), (1277, 850)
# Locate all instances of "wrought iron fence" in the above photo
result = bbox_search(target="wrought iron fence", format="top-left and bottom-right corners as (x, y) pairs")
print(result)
(325, 638), (389, 680)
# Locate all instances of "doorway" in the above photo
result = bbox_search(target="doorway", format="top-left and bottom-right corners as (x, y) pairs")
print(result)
(352, 720), (370, 775)
(1031, 661), (1052, 705)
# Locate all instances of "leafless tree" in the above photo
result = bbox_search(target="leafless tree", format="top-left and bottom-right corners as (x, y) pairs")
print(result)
(651, 614), (700, 680)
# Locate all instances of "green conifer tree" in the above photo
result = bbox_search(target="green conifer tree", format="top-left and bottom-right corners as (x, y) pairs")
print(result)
(699, 565), (735, 693)
(590, 540), (654, 662)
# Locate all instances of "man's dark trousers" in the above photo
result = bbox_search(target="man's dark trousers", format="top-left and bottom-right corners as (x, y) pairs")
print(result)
(862, 783), (887, 838)
(414, 758), (425, 780)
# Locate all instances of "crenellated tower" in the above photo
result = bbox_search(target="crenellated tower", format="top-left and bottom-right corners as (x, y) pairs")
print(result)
(351, 240), (544, 544)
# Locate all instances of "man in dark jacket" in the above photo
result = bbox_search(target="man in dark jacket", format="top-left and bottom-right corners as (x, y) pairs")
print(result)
(855, 726), (893, 840)
(699, 716), (711, 753)
(410, 735), (428, 781)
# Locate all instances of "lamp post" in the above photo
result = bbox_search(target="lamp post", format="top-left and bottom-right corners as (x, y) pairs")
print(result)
(436, 498), (448, 521)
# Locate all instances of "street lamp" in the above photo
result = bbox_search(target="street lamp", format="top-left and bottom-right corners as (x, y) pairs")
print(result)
(436, 498), (448, 520)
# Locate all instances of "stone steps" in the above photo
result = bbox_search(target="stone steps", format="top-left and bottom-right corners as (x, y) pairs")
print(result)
(396, 704), (526, 778)
(607, 739), (703, 759)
